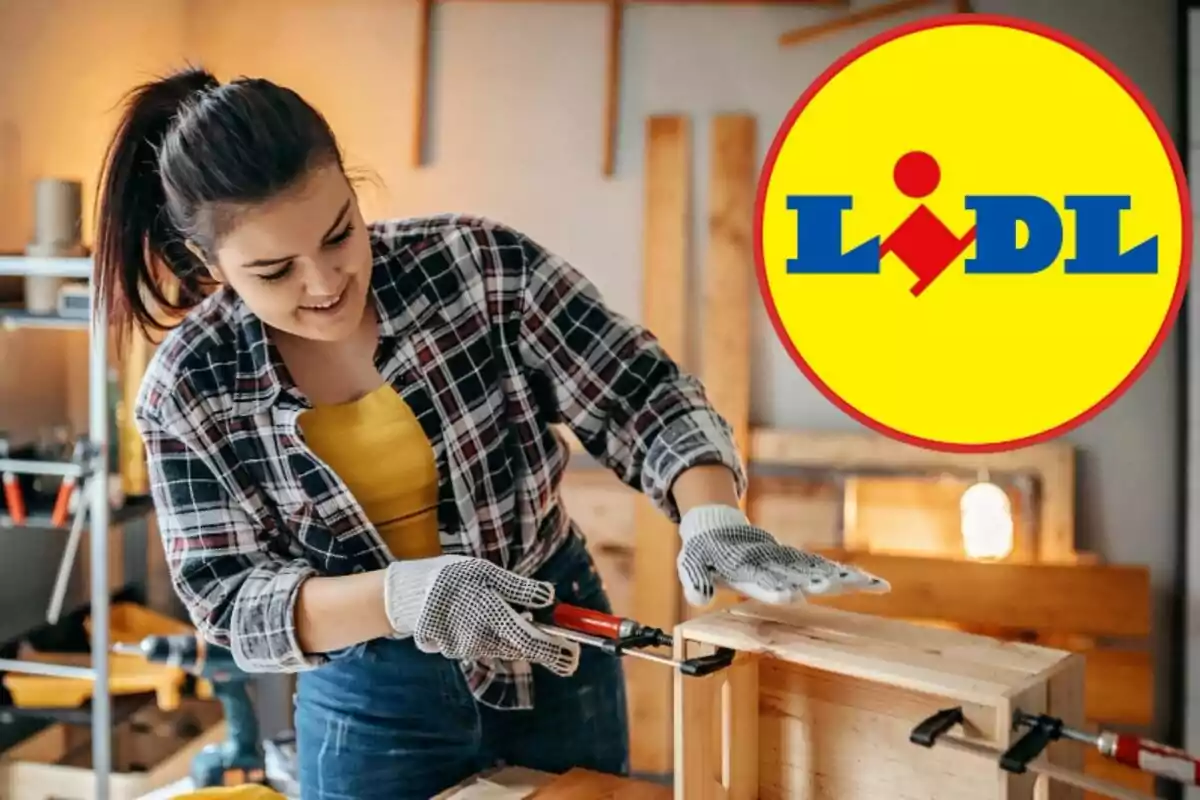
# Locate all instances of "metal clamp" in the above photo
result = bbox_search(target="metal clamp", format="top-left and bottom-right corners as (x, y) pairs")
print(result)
(910, 706), (965, 748)
(536, 623), (735, 677)
(909, 707), (1157, 800)
(1001, 711), (1064, 774)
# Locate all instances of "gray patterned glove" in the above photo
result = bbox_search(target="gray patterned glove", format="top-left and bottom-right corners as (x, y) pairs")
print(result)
(676, 504), (891, 606)
(384, 555), (580, 676)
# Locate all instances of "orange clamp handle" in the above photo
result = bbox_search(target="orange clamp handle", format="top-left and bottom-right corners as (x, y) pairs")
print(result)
(3, 474), (26, 525)
(50, 477), (75, 527)
(547, 603), (624, 640)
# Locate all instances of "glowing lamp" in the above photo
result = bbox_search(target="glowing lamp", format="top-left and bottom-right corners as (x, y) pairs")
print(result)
(960, 479), (1013, 560)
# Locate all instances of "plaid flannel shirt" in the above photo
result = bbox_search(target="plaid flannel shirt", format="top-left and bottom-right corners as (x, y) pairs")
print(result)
(135, 214), (746, 710)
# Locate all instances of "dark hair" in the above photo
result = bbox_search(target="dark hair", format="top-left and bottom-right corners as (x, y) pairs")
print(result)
(93, 64), (345, 342)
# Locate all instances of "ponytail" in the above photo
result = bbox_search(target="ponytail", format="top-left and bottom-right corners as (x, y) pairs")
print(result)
(94, 65), (217, 343)
(93, 64), (344, 344)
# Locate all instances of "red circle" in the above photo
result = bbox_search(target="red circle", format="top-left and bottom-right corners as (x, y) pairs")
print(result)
(894, 150), (941, 198)
(752, 13), (1192, 454)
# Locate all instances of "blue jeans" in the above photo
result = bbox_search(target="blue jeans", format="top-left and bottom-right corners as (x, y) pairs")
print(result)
(293, 535), (630, 799)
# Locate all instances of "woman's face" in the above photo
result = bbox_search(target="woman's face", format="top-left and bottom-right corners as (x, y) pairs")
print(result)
(204, 163), (374, 343)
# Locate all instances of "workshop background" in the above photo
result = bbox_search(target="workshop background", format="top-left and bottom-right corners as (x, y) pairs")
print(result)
(0, 0), (1193, 798)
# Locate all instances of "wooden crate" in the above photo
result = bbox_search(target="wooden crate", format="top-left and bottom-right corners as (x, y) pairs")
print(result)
(671, 601), (1092, 800)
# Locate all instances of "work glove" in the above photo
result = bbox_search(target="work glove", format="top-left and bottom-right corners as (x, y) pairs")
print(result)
(676, 504), (891, 606)
(384, 555), (580, 676)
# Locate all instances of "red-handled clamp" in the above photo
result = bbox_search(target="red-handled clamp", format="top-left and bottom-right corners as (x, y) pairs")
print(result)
(534, 602), (733, 677)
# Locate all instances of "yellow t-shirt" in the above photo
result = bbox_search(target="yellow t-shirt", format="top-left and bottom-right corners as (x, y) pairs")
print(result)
(298, 383), (441, 561)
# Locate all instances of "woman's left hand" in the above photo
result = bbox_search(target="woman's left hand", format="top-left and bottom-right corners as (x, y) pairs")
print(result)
(675, 504), (891, 607)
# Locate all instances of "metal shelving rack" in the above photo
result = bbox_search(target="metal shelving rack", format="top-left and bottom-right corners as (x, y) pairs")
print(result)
(0, 254), (112, 800)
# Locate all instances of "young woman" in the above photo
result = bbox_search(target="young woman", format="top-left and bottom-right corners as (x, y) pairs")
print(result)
(93, 66), (888, 798)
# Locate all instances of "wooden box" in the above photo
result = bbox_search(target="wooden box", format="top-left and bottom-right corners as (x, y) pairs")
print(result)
(672, 601), (1089, 800)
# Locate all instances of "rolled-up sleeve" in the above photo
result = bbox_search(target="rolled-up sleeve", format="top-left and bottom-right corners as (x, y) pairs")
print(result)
(137, 406), (323, 673)
(510, 227), (747, 521)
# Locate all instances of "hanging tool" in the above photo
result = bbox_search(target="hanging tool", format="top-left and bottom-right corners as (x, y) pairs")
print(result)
(50, 437), (87, 527)
(45, 438), (95, 624)
(910, 706), (1164, 800)
(533, 603), (734, 676)
(1012, 709), (1200, 786)
(0, 435), (26, 526)
(45, 474), (91, 625)
(114, 633), (268, 789)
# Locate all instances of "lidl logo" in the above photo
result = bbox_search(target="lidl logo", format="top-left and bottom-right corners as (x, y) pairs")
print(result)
(756, 14), (1189, 452)
(789, 150), (1159, 292)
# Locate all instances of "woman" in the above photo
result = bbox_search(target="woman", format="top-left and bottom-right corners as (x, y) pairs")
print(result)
(93, 66), (888, 798)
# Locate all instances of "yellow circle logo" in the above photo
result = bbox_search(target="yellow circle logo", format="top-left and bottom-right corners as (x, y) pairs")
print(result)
(756, 14), (1189, 452)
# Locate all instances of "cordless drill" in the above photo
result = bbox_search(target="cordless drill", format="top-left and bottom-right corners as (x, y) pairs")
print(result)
(114, 633), (267, 788)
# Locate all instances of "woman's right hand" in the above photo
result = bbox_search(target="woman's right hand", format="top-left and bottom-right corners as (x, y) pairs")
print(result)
(383, 555), (580, 676)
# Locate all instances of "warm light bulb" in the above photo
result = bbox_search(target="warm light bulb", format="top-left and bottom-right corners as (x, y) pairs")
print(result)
(960, 481), (1013, 560)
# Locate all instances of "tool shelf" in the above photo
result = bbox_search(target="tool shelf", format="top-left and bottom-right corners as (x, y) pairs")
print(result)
(0, 586), (227, 800)
(0, 257), (92, 280)
(0, 255), (117, 798)
(0, 307), (88, 332)
(0, 588), (196, 729)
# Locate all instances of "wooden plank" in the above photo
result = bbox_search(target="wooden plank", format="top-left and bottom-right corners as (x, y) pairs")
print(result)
(434, 767), (554, 799)
(531, 768), (672, 798)
(806, 551), (1151, 639)
(1043, 653), (1087, 800)
(673, 637), (724, 799)
(876, 621), (1153, 729)
(1041, 652), (1089, 800)
(750, 427), (1077, 562)
(1001, 677), (1052, 799)
(412, 0), (434, 168)
(602, 0), (623, 177)
(700, 113), (756, 614)
(778, 0), (940, 46)
(702, 114), (755, 471)
(629, 114), (691, 777)
(680, 601), (1068, 705)
(1084, 648), (1154, 727)
(755, 659), (1010, 799)
(1038, 444), (1076, 562)
(749, 427), (1071, 475)
(722, 654), (759, 799)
